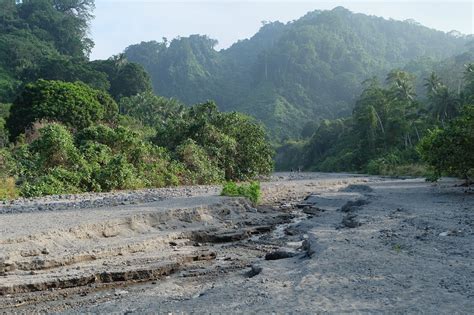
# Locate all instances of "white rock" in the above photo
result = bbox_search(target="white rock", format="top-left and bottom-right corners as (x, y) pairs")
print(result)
(114, 289), (129, 296)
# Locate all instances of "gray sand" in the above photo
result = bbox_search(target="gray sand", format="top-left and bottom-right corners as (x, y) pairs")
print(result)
(0, 173), (472, 313)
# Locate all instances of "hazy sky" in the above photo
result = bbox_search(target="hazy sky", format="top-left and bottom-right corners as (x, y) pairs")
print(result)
(90, 0), (474, 60)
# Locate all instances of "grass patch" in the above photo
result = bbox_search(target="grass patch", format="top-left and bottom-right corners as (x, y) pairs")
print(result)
(393, 244), (402, 253)
(221, 181), (261, 204)
(0, 177), (18, 200)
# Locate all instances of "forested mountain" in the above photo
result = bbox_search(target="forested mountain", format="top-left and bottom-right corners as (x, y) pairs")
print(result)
(0, 0), (152, 104)
(124, 7), (470, 140)
(0, 1), (472, 199)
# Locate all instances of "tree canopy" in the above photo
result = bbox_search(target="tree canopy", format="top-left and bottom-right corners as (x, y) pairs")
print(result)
(125, 7), (470, 140)
(7, 79), (118, 139)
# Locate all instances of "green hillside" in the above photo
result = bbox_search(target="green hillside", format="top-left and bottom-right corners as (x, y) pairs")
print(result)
(124, 7), (470, 140)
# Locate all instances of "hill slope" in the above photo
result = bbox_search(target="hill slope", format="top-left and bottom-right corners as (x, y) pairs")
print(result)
(124, 7), (470, 140)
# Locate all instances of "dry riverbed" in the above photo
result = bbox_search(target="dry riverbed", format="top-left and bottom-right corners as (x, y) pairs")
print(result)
(0, 173), (472, 313)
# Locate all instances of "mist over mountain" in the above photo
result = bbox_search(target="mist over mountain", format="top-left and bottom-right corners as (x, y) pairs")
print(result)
(124, 7), (471, 140)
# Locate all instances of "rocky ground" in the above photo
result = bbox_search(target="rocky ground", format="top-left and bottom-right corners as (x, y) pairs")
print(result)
(0, 173), (472, 314)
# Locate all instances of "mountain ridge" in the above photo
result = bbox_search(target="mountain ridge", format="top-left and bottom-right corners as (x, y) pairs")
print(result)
(124, 7), (471, 140)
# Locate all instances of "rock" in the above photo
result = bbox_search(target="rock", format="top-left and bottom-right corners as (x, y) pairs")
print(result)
(246, 264), (263, 278)
(302, 206), (323, 215)
(41, 248), (49, 255)
(301, 239), (315, 258)
(284, 226), (299, 236)
(265, 250), (296, 261)
(341, 199), (369, 212)
(192, 292), (206, 299)
(439, 230), (464, 237)
(0, 257), (5, 276)
(341, 214), (361, 228)
(114, 289), (129, 296)
(296, 203), (314, 209)
(20, 249), (41, 257)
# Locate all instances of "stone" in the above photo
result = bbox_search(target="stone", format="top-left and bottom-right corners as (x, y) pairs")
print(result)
(341, 214), (361, 228)
(341, 199), (369, 213)
(246, 264), (263, 278)
(114, 289), (129, 296)
(265, 250), (296, 261)
(302, 206), (323, 215)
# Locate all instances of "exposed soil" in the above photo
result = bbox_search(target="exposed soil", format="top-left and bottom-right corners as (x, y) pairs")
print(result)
(0, 173), (472, 313)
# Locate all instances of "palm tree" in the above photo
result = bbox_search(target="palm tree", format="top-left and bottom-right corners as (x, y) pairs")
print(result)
(424, 72), (443, 97)
(424, 72), (459, 125)
(386, 70), (416, 103)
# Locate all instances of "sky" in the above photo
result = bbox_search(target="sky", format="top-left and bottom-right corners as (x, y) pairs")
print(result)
(90, 0), (474, 60)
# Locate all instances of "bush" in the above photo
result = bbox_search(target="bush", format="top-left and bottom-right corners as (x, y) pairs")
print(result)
(96, 155), (142, 191)
(217, 112), (274, 180)
(0, 148), (17, 177)
(0, 103), (10, 148)
(221, 181), (261, 204)
(418, 105), (474, 181)
(364, 148), (425, 176)
(154, 102), (274, 181)
(7, 80), (118, 140)
(29, 123), (82, 170)
(0, 177), (18, 200)
(20, 168), (83, 197)
(176, 139), (224, 184)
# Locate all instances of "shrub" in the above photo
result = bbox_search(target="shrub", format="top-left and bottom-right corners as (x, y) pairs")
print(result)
(154, 102), (274, 181)
(7, 80), (118, 140)
(0, 103), (10, 148)
(96, 155), (142, 191)
(217, 112), (274, 180)
(29, 123), (82, 170)
(418, 104), (474, 181)
(20, 168), (83, 197)
(0, 148), (17, 177)
(176, 139), (224, 184)
(0, 177), (18, 200)
(135, 146), (183, 187)
(221, 181), (261, 204)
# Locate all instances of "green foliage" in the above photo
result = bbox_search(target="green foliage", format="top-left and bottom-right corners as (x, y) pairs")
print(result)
(176, 139), (224, 185)
(5, 122), (173, 196)
(90, 56), (153, 100)
(7, 80), (118, 139)
(0, 2), (277, 198)
(0, 103), (11, 147)
(274, 140), (306, 171)
(119, 92), (184, 128)
(96, 155), (142, 191)
(21, 167), (83, 197)
(0, 177), (18, 200)
(0, 0), (96, 101)
(221, 181), (261, 204)
(365, 151), (428, 177)
(277, 63), (474, 178)
(0, 148), (17, 177)
(217, 112), (274, 180)
(0, 1), (150, 105)
(125, 7), (468, 140)
(29, 123), (82, 170)
(418, 105), (474, 180)
(153, 101), (274, 181)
